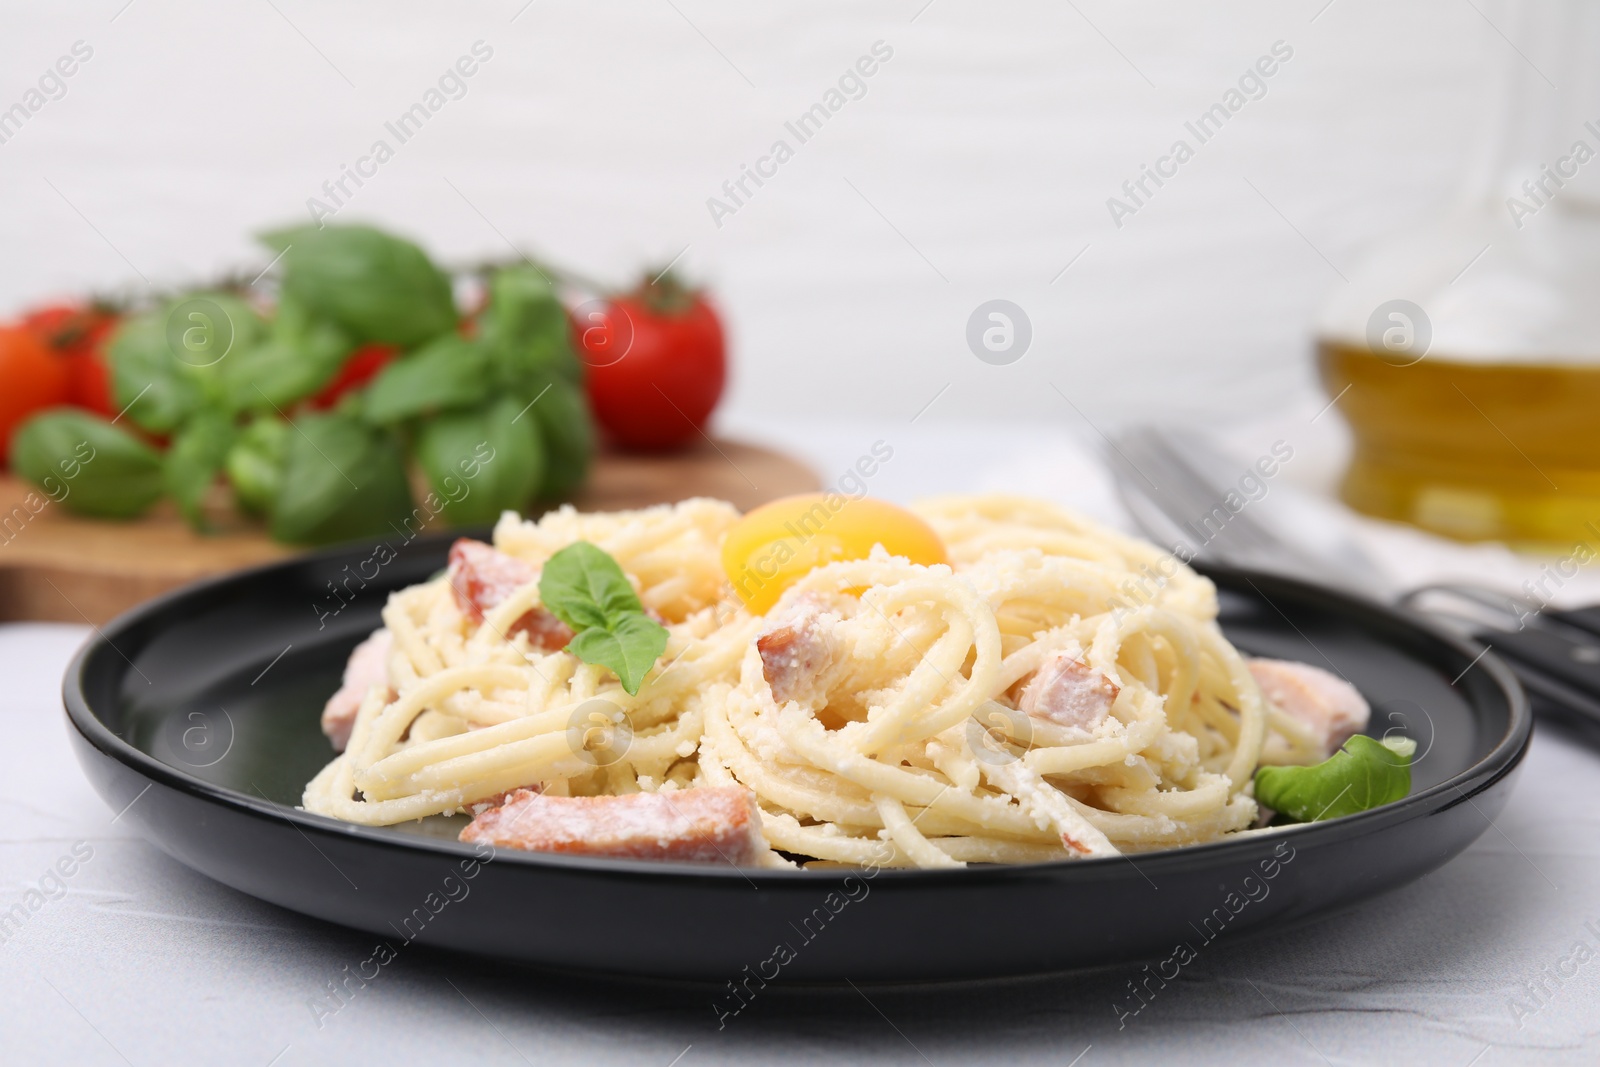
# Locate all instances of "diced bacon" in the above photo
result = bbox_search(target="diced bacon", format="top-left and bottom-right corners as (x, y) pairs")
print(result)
(511, 607), (576, 652)
(448, 538), (534, 621)
(446, 538), (574, 652)
(1249, 657), (1371, 757)
(459, 786), (767, 866)
(321, 629), (393, 751)
(1017, 651), (1118, 731)
(757, 599), (841, 706)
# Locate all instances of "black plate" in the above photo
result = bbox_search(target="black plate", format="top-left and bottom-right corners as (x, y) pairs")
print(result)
(63, 531), (1531, 981)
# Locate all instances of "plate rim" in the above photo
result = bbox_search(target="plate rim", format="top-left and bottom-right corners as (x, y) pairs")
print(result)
(62, 536), (1534, 885)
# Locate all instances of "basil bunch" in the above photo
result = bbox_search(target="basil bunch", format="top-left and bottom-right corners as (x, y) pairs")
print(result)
(10, 224), (595, 545)
(358, 260), (593, 525)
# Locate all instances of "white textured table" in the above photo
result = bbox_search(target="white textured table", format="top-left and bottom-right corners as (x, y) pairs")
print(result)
(6, 420), (1600, 1067)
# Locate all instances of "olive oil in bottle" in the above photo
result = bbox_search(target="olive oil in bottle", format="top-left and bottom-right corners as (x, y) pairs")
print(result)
(1318, 342), (1600, 548)
(1315, 0), (1600, 550)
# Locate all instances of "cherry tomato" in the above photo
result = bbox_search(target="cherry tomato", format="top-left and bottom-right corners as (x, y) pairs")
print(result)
(577, 274), (725, 451)
(0, 325), (73, 465)
(21, 303), (119, 418)
(722, 493), (949, 614)
(309, 343), (398, 410)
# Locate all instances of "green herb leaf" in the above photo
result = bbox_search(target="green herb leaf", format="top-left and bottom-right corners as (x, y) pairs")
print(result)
(414, 396), (545, 527)
(472, 268), (592, 498)
(363, 335), (491, 425)
(107, 296), (265, 431)
(219, 339), (339, 414)
(217, 294), (352, 414)
(10, 408), (165, 519)
(1254, 734), (1416, 823)
(164, 292), (265, 375)
(530, 376), (594, 499)
(269, 413), (414, 545)
(164, 410), (237, 530)
(273, 291), (354, 368)
(260, 224), (457, 347)
(538, 542), (668, 694)
(479, 266), (582, 389)
(566, 615), (671, 698)
(224, 417), (289, 516)
(539, 542), (644, 629)
(107, 312), (202, 432)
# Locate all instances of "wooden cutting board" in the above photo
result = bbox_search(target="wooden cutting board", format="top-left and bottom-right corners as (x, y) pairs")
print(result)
(0, 438), (817, 624)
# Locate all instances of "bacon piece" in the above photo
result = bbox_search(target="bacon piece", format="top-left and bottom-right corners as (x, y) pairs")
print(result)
(511, 607), (576, 652)
(448, 538), (534, 622)
(459, 786), (767, 866)
(1249, 657), (1371, 758)
(321, 629), (393, 751)
(446, 538), (574, 652)
(1017, 651), (1118, 730)
(757, 599), (841, 706)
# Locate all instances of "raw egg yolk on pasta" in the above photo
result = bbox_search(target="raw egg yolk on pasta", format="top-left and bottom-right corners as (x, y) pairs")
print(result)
(722, 493), (949, 613)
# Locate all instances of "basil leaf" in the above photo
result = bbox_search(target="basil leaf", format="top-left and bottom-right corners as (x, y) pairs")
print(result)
(530, 376), (594, 499)
(164, 410), (237, 530)
(414, 396), (545, 527)
(363, 335), (491, 425)
(479, 266), (582, 388)
(107, 312), (202, 432)
(11, 408), (165, 519)
(225, 417), (289, 516)
(539, 542), (642, 629)
(269, 413), (413, 545)
(273, 291), (354, 368)
(260, 224), (457, 347)
(1254, 734), (1416, 823)
(165, 292), (265, 372)
(219, 339), (337, 414)
(473, 268), (591, 499)
(108, 296), (265, 430)
(566, 614), (670, 697)
(217, 293), (354, 413)
(538, 542), (668, 694)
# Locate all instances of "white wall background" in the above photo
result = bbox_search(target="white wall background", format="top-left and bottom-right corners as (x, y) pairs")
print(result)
(0, 1), (1498, 428)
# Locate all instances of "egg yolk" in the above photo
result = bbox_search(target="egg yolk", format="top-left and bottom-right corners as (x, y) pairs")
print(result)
(722, 493), (949, 614)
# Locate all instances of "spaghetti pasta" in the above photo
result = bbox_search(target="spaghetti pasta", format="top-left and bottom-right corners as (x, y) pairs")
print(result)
(303, 494), (1344, 868)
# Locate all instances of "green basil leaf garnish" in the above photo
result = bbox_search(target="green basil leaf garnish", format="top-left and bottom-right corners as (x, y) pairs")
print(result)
(537, 542), (668, 695)
(566, 615), (671, 699)
(1254, 734), (1416, 823)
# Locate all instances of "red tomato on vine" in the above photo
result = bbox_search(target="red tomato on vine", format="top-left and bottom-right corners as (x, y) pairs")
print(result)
(576, 273), (726, 452)
(0, 325), (73, 465)
(20, 303), (120, 418)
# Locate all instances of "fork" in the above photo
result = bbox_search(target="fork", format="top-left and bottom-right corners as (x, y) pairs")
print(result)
(1103, 424), (1600, 740)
